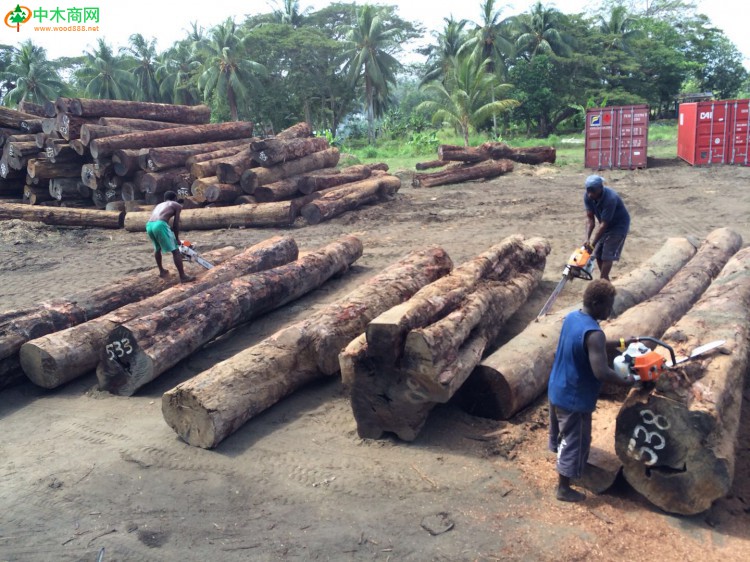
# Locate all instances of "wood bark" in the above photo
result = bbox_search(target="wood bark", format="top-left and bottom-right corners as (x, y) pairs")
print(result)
(21, 237), (298, 389)
(204, 182), (243, 203)
(79, 124), (134, 146)
(17, 101), (47, 117)
(97, 236), (364, 396)
(49, 178), (90, 200)
(24, 184), (53, 205)
(142, 138), (252, 171)
(0, 107), (38, 129)
(137, 169), (192, 195)
(298, 163), (388, 195)
(250, 137), (329, 167)
(275, 122), (312, 139)
(185, 146), (246, 166)
(56, 114), (98, 141)
(615, 246), (750, 515)
(162, 245), (453, 448)
(0, 201), (123, 228)
(437, 142), (556, 165)
(415, 159), (450, 171)
(112, 149), (148, 176)
(348, 237), (550, 440)
(412, 159), (514, 188)
(98, 117), (193, 129)
(460, 236), (703, 422)
(26, 157), (83, 179)
(19, 119), (44, 133)
(240, 147), (340, 193)
(215, 148), (255, 184)
(89, 122), (254, 159)
(0, 246), (238, 367)
(300, 174), (400, 225)
(70, 99), (211, 124)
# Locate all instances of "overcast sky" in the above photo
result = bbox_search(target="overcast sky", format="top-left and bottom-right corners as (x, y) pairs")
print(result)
(3, 0), (748, 70)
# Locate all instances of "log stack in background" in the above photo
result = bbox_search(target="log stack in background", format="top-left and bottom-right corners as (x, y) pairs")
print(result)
(341, 234), (551, 441)
(1, 98), (401, 229)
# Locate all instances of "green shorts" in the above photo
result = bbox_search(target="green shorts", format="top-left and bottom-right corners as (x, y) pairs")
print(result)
(146, 220), (178, 254)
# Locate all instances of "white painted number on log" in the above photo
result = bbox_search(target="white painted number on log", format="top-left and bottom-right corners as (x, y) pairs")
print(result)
(627, 409), (669, 467)
(105, 338), (133, 361)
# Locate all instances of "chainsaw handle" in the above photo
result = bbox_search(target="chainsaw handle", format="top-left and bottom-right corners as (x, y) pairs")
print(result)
(630, 337), (677, 367)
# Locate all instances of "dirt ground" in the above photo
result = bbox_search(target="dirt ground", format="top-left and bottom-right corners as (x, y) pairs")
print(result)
(1, 158), (750, 562)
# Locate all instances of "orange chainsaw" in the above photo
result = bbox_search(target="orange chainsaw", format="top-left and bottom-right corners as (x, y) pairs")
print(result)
(613, 337), (725, 383)
(536, 244), (595, 319)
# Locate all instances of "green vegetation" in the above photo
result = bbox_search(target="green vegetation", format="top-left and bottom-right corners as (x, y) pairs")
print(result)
(0, 0), (745, 149)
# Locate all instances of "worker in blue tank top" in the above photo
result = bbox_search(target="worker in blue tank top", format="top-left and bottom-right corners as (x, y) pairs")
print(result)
(547, 279), (635, 502)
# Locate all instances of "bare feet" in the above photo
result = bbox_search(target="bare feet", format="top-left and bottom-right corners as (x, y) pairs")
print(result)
(180, 275), (195, 283)
(159, 270), (171, 279)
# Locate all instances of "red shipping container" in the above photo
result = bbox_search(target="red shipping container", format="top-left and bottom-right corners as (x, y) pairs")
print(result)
(678, 99), (750, 166)
(585, 105), (649, 170)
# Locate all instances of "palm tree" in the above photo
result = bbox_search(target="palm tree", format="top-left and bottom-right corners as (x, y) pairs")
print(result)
(271, 0), (311, 27)
(76, 38), (135, 100)
(421, 16), (470, 86)
(513, 2), (573, 59)
(1, 40), (64, 105)
(599, 5), (644, 54)
(155, 42), (201, 105)
(343, 4), (402, 144)
(195, 18), (266, 121)
(121, 33), (160, 102)
(417, 51), (519, 146)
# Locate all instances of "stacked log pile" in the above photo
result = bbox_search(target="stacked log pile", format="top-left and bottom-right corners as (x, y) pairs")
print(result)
(413, 142), (556, 188)
(161, 245), (454, 449)
(1, 99), (400, 228)
(341, 235), (551, 441)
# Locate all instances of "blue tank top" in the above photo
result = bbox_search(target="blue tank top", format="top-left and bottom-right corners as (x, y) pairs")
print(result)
(548, 310), (603, 413)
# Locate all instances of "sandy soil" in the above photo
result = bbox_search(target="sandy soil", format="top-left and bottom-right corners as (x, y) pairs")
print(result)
(1, 158), (750, 561)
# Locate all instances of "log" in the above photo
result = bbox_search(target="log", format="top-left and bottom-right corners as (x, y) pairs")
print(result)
(89, 122), (254, 159)
(275, 122), (312, 139)
(185, 145), (247, 166)
(0, 201), (123, 228)
(41, 118), (57, 135)
(79, 124), (134, 145)
(23, 184), (53, 205)
(615, 246), (750, 514)
(459, 236), (702, 421)
(348, 236), (550, 440)
(143, 138), (252, 171)
(21, 237), (299, 389)
(57, 113), (98, 140)
(162, 245), (454, 448)
(112, 149), (148, 176)
(437, 142), (556, 165)
(49, 178), (90, 200)
(27, 157), (82, 179)
(0, 107), (38, 129)
(240, 147), (340, 193)
(6, 141), (39, 158)
(20, 119), (44, 133)
(190, 148), (249, 179)
(250, 137), (329, 167)
(412, 159), (514, 188)
(69, 139), (86, 155)
(0, 246), (239, 366)
(298, 163), (388, 195)
(190, 176), (220, 202)
(204, 182), (243, 203)
(300, 174), (400, 225)
(215, 148), (254, 184)
(97, 236), (364, 396)
(17, 101), (47, 117)
(54, 97), (75, 115)
(138, 169), (192, 195)
(70, 99), (211, 124)
(98, 117), (194, 129)
(415, 159), (450, 170)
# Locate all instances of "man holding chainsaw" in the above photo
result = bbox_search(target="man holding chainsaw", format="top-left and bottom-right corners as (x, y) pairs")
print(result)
(146, 191), (195, 283)
(583, 175), (630, 281)
(547, 279), (635, 502)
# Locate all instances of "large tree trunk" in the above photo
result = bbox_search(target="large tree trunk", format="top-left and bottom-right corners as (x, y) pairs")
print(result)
(412, 159), (514, 188)
(137, 169), (192, 195)
(161, 245), (453, 448)
(123, 201), (296, 230)
(142, 139), (251, 172)
(204, 182), (244, 203)
(437, 143), (555, 165)
(112, 149), (148, 176)
(299, 174), (400, 225)
(89, 122), (254, 159)
(97, 236), (364, 396)
(615, 246), (750, 515)
(274, 122), (312, 139)
(415, 159), (451, 171)
(0, 201), (122, 228)
(250, 137), (329, 167)
(0, 107), (38, 129)
(49, 178), (90, 200)
(240, 147), (340, 193)
(215, 148), (255, 184)
(298, 163), (388, 195)
(0, 246), (239, 371)
(98, 117), (193, 129)
(20, 237), (298, 389)
(27, 158), (84, 179)
(70, 99), (211, 124)
(348, 236), (550, 441)
(79, 124), (134, 145)
(460, 235), (705, 422)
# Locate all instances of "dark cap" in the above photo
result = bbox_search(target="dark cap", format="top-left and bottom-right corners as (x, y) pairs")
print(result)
(585, 175), (604, 190)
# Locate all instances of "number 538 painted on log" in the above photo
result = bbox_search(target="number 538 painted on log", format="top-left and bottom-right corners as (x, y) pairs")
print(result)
(105, 338), (133, 361)
(627, 409), (671, 467)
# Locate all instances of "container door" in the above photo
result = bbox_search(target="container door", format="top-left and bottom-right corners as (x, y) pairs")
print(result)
(677, 103), (698, 165)
(695, 101), (729, 165)
(728, 99), (750, 166)
(585, 109), (616, 169)
(616, 105), (649, 169)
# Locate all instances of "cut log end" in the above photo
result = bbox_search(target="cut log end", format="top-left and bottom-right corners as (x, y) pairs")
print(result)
(96, 327), (154, 396)
(162, 390), (218, 449)
(18, 343), (58, 389)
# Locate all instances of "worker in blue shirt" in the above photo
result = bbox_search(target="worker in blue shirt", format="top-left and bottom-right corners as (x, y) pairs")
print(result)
(583, 175), (630, 280)
(547, 279), (635, 502)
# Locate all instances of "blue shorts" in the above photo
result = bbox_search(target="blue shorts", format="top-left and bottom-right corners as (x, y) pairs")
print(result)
(548, 405), (592, 479)
(593, 232), (626, 262)
(146, 220), (178, 254)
